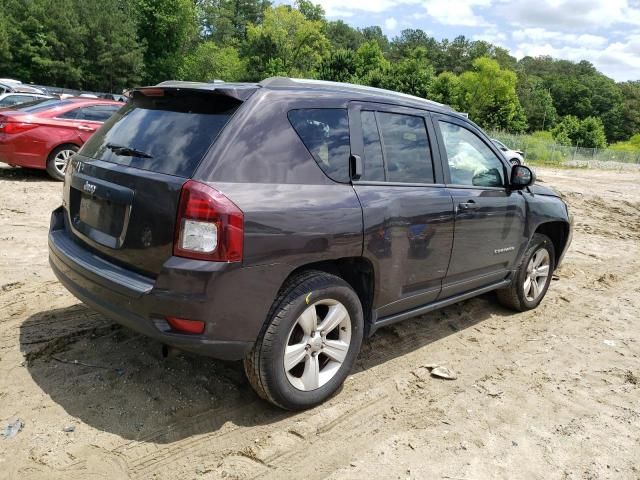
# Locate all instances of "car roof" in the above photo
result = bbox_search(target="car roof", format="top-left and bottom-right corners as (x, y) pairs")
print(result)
(150, 77), (460, 114)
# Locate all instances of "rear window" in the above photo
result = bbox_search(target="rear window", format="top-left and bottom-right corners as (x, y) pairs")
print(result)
(288, 108), (351, 183)
(15, 99), (74, 112)
(80, 90), (240, 177)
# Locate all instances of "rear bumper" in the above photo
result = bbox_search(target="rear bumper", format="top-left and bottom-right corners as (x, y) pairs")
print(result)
(48, 206), (288, 360)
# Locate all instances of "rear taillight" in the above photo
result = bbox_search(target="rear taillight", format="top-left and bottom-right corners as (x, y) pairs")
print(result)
(0, 121), (37, 134)
(174, 180), (244, 262)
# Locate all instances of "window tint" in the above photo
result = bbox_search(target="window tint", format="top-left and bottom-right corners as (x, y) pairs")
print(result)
(0, 95), (30, 106)
(288, 109), (350, 183)
(16, 99), (74, 113)
(58, 107), (81, 119)
(78, 105), (119, 122)
(80, 90), (239, 177)
(377, 112), (434, 184)
(360, 111), (384, 181)
(438, 121), (505, 187)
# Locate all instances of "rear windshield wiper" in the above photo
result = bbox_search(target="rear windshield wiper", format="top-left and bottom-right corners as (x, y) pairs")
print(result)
(106, 143), (153, 159)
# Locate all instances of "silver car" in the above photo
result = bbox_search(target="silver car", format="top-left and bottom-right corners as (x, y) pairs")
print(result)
(492, 139), (524, 166)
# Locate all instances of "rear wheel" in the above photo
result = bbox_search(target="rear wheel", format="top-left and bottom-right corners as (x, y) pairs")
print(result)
(46, 144), (78, 181)
(244, 271), (364, 410)
(497, 233), (555, 311)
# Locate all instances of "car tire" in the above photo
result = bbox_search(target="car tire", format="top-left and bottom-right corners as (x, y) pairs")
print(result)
(510, 158), (522, 166)
(244, 270), (364, 410)
(497, 233), (555, 312)
(46, 144), (78, 181)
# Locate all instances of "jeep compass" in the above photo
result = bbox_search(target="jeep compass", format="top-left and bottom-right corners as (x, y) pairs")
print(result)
(49, 78), (572, 410)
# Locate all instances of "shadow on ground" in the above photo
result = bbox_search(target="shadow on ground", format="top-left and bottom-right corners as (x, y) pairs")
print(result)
(19, 295), (513, 443)
(0, 165), (54, 182)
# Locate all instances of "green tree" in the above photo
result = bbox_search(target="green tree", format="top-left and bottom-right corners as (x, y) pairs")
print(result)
(295, 0), (324, 21)
(431, 71), (461, 109)
(617, 81), (640, 141)
(353, 40), (389, 80)
(319, 48), (357, 83)
(517, 75), (557, 131)
(244, 5), (329, 79)
(552, 115), (606, 148)
(361, 26), (389, 52)
(179, 42), (245, 81)
(458, 57), (527, 132)
(325, 20), (364, 51)
(76, 0), (145, 92)
(199, 0), (271, 45)
(379, 47), (434, 99)
(133, 0), (198, 83)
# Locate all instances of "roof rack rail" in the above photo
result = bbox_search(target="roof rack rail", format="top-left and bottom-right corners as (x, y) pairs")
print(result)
(258, 77), (450, 110)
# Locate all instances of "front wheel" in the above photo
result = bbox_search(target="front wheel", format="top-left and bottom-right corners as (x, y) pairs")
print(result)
(497, 233), (555, 311)
(46, 144), (78, 181)
(510, 158), (522, 166)
(244, 271), (364, 410)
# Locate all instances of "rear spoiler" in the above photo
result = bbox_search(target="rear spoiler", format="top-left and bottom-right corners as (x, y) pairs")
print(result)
(137, 81), (260, 102)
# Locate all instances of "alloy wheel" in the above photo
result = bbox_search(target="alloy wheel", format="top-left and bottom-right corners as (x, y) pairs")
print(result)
(523, 248), (550, 302)
(284, 299), (352, 391)
(53, 149), (76, 175)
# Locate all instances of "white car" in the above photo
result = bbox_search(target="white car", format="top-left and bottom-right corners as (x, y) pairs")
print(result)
(0, 92), (53, 108)
(491, 139), (525, 166)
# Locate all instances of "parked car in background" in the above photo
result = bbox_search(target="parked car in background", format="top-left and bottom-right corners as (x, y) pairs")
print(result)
(48, 78), (572, 410)
(0, 93), (53, 108)
(491, 138), (525, 165)
(0, 97), (121, 180)
(0, 80), (46, 95)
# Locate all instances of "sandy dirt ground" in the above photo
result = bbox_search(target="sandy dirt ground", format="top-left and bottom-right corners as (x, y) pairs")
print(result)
(0, 164), (639, 480)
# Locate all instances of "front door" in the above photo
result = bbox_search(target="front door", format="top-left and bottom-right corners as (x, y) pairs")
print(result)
(432, 114), (528, 298)
(349, 103), (455, 319)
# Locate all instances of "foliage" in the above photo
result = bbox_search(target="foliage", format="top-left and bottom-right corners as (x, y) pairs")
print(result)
(610, 134), (640, 152)
(552, 115), (607, 148)
(178, 43), (245, 82)
(458, 57), (527, 133)
(0, 0), (637, 145)
(244, 5), (329, 80)
(199, 0), (271, 45)
(131, 0), (197, 83)
(517, 75), (557, 131)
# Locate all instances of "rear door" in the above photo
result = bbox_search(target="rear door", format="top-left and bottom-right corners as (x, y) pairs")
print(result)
(62, 88), (245, 276)
(349, 102), (454, 319)
(432, 113), (528, 298)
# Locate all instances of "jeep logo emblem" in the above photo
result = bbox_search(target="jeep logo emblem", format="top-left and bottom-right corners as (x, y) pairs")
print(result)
(83, 181), (96, 195)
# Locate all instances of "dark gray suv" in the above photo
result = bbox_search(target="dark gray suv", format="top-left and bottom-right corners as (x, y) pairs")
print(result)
(48, 78), (572, 410)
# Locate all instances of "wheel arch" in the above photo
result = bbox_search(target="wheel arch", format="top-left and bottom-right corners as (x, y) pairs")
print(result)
(533, 221), (570, 267)
(279, 257), (375, 334)
(48, 141), (81, 160)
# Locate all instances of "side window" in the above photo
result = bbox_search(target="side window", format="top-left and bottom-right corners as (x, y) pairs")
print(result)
(438, 121), (505, 187)
(57, 108), (81, 120)
(79, 105), (119, 122)
(288, 108), (351, 183)
(376, 112), (434, 184)
(2, 95), (29, 106)
(360, 111), (384, 181)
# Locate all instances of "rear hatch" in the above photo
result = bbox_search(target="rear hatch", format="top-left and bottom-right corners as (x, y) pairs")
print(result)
(62, 85), (255, 277)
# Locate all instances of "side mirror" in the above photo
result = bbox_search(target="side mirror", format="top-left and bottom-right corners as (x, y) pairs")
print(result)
(510, 165), (535, 189)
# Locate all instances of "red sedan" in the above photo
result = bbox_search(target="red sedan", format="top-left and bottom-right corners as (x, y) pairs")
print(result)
(0, 97), (121, 180)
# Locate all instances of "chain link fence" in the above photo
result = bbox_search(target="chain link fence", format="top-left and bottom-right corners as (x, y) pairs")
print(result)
(489, 131), (640, 167)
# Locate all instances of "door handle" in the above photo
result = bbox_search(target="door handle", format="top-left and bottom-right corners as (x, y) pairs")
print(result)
(350, 154), (363, 180)
(458, 200), (478, 210)
(77, 125), (96, 132)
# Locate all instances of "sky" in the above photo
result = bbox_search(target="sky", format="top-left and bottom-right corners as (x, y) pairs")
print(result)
(285, 0), (640, 81)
